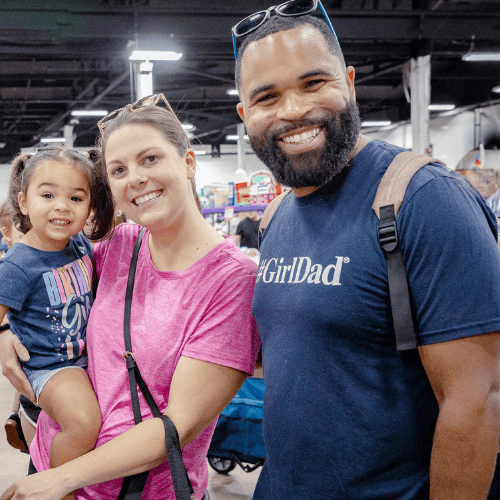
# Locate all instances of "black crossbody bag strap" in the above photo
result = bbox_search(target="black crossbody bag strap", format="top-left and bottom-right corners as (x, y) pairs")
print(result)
(117, 227), (195, 500)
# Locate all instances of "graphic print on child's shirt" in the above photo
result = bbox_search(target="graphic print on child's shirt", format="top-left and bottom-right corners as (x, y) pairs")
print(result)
(0, 234), (93, 371)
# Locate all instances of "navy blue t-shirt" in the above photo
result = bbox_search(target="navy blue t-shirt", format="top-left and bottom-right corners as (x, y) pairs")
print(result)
(0, 233), (93, 371)
(252, 140), (500, 500)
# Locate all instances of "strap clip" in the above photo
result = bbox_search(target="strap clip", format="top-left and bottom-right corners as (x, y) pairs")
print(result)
(123, 351), (135, 361)
(378, 221), (398, 252)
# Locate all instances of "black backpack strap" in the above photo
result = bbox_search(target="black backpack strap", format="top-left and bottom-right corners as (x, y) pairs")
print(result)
(378, 204), (417, 351)
(373, 152), (444, 351)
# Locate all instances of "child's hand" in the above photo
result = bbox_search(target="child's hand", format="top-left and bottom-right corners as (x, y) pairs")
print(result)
(0, 330), (35, 403)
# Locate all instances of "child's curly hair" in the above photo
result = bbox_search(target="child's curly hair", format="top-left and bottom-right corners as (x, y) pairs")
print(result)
(9, 146), (115, 241)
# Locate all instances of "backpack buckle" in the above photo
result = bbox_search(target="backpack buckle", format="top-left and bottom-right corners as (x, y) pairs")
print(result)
(378, 221), (398, 252)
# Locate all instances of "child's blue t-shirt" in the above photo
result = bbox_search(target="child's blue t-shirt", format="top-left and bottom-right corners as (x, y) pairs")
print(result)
(0, 233), (93, 371)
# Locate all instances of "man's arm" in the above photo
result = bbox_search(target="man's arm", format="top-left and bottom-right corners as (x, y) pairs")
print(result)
(419, 331), (500, 500)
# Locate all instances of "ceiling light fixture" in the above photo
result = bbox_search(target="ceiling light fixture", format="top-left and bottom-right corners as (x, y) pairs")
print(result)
(226, 134), (249, 141)
(462, 52), (500, 62)
(428, 104), (456, 111)
(129, 50), (183, 61)
(493, 86), (500, 93)
(227, 89), (239, 96)
(40, 137), (66, 143)
(193, 150), (207, 155)
(361, 121), (392, 127)
(71, 110), (108, 117)
(182, 123), (195, 131)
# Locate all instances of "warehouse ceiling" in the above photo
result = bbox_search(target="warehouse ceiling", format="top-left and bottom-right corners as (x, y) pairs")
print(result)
(1, 0), (500, 162)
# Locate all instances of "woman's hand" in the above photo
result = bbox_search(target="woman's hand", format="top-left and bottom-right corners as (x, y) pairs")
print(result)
(1, 469), (70, 500)
(0, 330), (35, 403)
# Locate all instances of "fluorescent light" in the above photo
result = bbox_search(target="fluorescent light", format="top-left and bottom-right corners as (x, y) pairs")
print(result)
(227, 89), (239, 96)
(193, 150), (207, 155)
(41, 137), (66, 143)
(138, 73), (153, 99)
(71, 110), (108, 117)
(129, 50), (182, 61)
(0, 143), (5, 149)
(493, 86), (500, 93)
(182, 123), (195, 131)
(226, 134), (249, 141)
(139, 61), (153, 72)
(462, 52), (500, 62)
(361, 121), (392, 127)
(428, 104), (456, 111)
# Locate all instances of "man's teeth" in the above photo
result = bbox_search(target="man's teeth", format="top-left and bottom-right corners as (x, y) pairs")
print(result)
(281, 127), (321, 144)
(134, 190), (161, 206)
(51, 220), (70, 225)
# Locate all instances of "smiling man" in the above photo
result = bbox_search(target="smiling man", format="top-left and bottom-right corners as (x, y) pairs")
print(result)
(233, 4), (500, 500)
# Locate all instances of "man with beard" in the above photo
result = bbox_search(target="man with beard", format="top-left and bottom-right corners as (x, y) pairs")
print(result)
(233, 6), (500, 500)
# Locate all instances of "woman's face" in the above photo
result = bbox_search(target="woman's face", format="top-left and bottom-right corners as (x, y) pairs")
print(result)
(103, 124), (196, 233)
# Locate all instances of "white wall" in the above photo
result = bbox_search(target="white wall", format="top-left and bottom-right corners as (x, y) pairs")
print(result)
(364, 107), (485, 170)
(0, 164), (12, 202)
(194, 150), (270, 189)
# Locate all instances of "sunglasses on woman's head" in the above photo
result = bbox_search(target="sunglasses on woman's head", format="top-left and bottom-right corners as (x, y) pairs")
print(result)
(231, 0), (339, 61)
(97, 93), (178, 131)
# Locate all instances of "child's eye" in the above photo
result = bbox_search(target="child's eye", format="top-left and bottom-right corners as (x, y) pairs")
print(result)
(71, 196), (83, 202)
(42, 193), (53, 199)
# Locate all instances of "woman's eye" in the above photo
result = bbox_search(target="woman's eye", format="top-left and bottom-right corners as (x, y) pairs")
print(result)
(111, 166), (125, 176)
(144, 156), (157, 164)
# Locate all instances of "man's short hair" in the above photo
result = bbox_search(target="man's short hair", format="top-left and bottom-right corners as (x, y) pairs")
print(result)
(235, 14), (346, 91)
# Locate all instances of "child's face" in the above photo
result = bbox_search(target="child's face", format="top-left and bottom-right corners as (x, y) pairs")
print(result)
(18, 160), (91, 251)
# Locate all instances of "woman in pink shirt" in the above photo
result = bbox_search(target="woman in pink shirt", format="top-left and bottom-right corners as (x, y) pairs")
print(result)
(0, 94), (260, 500)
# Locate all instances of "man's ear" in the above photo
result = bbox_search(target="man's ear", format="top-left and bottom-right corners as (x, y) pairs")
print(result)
(18, 192), (28, 216)
(237, 102), (246, 123)
(345, 66), (356, 100)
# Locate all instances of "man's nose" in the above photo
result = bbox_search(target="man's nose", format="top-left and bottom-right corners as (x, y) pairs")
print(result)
(276, 91), (313, 122)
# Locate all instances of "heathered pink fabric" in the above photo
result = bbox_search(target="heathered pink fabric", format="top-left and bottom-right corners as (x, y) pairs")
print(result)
(30, 223), (260, 499)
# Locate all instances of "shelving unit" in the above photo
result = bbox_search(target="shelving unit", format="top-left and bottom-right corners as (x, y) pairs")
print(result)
(201, 204), (268, 215)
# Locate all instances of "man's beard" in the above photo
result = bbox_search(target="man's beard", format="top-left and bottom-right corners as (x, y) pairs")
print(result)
(248, 98), (361, 189)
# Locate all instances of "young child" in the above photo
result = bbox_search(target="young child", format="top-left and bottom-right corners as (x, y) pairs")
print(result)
(0, 146), (114, 495)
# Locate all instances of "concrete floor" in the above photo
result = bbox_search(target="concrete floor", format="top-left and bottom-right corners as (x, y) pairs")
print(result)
(0, 373), (260, 499)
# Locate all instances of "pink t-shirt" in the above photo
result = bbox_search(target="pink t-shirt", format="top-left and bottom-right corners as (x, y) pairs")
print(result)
(30, 224), (260, 499)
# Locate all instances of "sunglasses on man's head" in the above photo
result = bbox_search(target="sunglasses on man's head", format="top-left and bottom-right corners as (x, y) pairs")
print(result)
(97, 93), (178, 131)
(231, 0), (339, 61)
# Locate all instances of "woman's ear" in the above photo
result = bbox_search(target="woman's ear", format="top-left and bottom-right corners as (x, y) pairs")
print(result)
(18, 192), (29, 216)
(185, 149), (197, 180)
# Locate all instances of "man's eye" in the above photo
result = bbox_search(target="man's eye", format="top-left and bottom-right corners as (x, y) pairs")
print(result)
(257, 94), (276, 103)
(305, 79), (324, 88)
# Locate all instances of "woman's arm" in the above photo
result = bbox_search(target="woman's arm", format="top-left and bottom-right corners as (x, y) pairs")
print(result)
(0, 313), (35, 403)
(1, 356), (248, 500)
